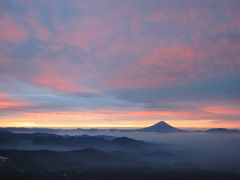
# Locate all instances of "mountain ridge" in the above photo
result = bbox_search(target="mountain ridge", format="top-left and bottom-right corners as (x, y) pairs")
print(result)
(206, 128), (240, 134)
(0, 130), (152, 151)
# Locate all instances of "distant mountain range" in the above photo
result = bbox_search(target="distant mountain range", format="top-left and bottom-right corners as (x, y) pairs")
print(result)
(0, 121), (183, 134)
(0, 121), (239, 134)
(206, 128), (240, 134)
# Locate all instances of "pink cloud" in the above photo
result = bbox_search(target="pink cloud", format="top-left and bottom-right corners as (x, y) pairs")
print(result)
(201, 106), (240, 115)
(1, 0), (239, 94)
(104, 38), (240, 90)
(0, 15), (26, 42)
(49, 15), (121, 52)
(147, 2), (240, 37)
(29, 57), (99, 93)
(24, 13), (51, 41)
(0, 92), (31, 109)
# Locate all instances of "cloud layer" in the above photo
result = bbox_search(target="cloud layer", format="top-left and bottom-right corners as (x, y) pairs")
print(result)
(0, 0), (240, 128)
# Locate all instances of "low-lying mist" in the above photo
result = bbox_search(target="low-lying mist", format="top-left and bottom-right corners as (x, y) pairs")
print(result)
(1, 129), (240, 180)
(53, 130), (240, 171)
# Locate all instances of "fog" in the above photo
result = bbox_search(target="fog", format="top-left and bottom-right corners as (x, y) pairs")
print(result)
(54, 130), (240, 172)
(1, 128), (240, 173)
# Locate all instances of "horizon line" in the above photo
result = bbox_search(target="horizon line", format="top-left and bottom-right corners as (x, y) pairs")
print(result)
(0, 126), (239, 130)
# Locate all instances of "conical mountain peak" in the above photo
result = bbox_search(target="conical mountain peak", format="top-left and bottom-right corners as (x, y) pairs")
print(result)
(140, 121), (182, 132)
(154, 121), (171, 126)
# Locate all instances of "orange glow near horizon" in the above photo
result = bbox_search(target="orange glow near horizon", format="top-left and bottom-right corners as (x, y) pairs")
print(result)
(1, 120), (239, 129)
(1, 94), (240, 129)
(0, 101), (31, 109)
(0, 110), (239, 129)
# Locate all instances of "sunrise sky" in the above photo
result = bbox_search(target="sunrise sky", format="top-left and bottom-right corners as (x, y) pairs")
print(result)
(0, 0), (240, 128)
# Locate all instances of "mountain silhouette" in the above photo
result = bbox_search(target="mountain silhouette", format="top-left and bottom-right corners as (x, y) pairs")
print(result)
(0, 130), (152, 151)
(206, 128), (240, 134)
(139, 121), (183, 133)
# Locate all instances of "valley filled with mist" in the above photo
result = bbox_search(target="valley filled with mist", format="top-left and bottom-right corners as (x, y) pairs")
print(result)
(1, 122), (240, 180)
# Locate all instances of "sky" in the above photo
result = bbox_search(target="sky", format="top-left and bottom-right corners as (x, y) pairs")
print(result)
(0, 0), (240, 128)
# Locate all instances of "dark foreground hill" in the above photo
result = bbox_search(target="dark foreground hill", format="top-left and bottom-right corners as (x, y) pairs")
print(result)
(1, 130), (240, 180)
(0, 149), (240, 180)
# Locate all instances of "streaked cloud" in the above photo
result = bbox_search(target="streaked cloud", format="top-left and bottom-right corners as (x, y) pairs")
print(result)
(0, 0), (239, 128)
